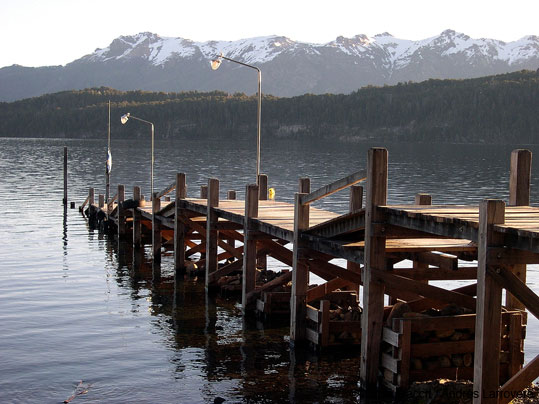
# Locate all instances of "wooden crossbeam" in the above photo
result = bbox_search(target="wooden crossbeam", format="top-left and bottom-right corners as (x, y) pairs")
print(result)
(156, 181), (176, 200)
(306, 278), (358, 302)
(407, 284), (477, 312)
(392, 251), (458, 270)
(370, 268), (477, 310)
(488, 265), (539, 319)
(488, 247), (539, 264)
(299, 169), (367, 206)
(498, 355), (539, 404)
(207, 259), (243, 284)
(246, 271), (292, 304)
(390, 266), (477, 281)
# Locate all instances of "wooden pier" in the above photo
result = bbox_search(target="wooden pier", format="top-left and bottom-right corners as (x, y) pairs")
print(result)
(81, 148), (539, 403)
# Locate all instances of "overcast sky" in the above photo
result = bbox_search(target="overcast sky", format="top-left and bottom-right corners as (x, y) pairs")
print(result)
(1, 0), (538, 68)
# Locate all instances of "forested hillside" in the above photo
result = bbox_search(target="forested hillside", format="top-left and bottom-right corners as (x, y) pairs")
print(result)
(1, 69), (538, 143)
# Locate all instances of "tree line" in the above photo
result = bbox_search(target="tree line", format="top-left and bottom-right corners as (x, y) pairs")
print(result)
(0, 69), (538, 143)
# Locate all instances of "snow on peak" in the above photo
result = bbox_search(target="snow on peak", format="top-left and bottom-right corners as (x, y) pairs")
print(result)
(198, 36), (296, 64)
(83, 30), (539, 68)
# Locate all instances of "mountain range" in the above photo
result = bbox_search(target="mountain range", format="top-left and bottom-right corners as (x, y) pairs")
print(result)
(1, 29), (539, 102)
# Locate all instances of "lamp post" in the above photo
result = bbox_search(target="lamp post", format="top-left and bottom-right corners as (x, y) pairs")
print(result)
(211, 54), (262, 184)
(120, 112), (155, 199)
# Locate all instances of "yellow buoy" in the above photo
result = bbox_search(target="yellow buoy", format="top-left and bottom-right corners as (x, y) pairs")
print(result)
(268, 187), (275, 200)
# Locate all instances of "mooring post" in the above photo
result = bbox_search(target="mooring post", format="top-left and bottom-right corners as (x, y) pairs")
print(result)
(290, 177), (310, 343)
(257, 174), (268, 270)
(152, 192), (161, 262)
(410, 193), (432, 299)
(88, 187), (95, 214)
(174, 173), (187, 272)
(200, 185), (208, 200)
(117, 185), (126, 237)
(242, 184), (259, 312)
(473, 199), (505, 404)
(360, 147), (388, 390)
(63, 146), (68, 206)
(133, 186), (142, 248)
(347, 185), (363, 291)
(226, 190), (237, 253)
(205, 178), (220, 289)
(98, 194), (104, 209)
(258, 174), (268, 200)
(507, 149), (532, 311)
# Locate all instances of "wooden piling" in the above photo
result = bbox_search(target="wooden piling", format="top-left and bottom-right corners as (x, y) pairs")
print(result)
(205, 178), (220, 288)
(63, 146), (68, 205)
(99, 194), (104, 209)
(226, 190), (236, 252)
(360, 147), (388, 389)
(415, 193), (432, 205)
(473, 199), (505, 404)
(507, 149), (532, 311)
(290, 179), (310, 343)
(258, 174), (268, 200)
(174, 173), (187, 272)
(346, 185), (363, 290)
(152, 192), (161, 262)
(117, 185), (126, 237)
(242, 184), (259, 311)
(133, 186), (142, 248)
(89, 187), (94, 207)
(200, 185), (208, 199)
(257, 174), (268, 270)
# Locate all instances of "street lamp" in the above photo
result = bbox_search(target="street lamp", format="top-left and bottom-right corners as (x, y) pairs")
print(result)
(120, 112), (155, 199)
(211, 53), (262, 184)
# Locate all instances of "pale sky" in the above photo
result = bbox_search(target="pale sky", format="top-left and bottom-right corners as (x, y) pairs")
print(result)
(1, 0), (538, 68)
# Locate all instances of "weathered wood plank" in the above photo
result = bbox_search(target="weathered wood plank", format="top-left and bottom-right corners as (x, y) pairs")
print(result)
(299, 169), (366, 206)
(474, 199), (505, 404)
(361, 147), (388, 389)
(498, 355), (539, 404)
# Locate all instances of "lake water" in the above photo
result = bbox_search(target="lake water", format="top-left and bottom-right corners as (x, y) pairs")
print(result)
(1, 136), (539, 403)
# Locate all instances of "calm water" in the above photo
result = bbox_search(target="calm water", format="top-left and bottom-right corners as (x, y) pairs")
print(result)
(1, 137), (539, 403)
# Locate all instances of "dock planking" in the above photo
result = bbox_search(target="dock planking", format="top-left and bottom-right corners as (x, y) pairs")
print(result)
(81, 147), (539, 402)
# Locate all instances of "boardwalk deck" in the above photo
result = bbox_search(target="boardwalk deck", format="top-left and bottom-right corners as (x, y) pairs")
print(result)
(82, 147), (539, 403)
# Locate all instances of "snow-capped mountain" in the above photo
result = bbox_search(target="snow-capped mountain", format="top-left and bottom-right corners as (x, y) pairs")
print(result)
(1, 30), (538, 101)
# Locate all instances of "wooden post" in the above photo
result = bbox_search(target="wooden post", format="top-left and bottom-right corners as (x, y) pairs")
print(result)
(347, 185), (363, 291)
(257, 174), (268, 270)
(415, 193), (432, 205)
(89, 187), (94, 206)
(242, 184), (259, 312)
(360, 148), (388, 389)
(152, 192), (161, 262)
(226, 190), (236, 254)
(411, 193), (432, 299)
(63, 146), (68, 205)
(473, 199), (505, 404)
(174, 173), (187, 272)
(205, 178), (220, 289)
(117, 185), (126, 237)
(258, 174), (268, 200)
(507, 149), (532, 311)
(298, 177), (311, 194)
(200, 185), (208, 199)
(290, 179), (310, 343)
(98, 194), (104, 208)
(349, 185), (363, 211)
(133, 186), (142, 248)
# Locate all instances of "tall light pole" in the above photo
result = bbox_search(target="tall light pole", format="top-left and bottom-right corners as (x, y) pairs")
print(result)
(106, 100), (111, 206)
(120, 112), (155, 199)
(211, 54), (262, 184)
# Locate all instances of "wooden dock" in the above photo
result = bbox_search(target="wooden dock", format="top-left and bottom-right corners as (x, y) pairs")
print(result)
(81, 148), (539, 403)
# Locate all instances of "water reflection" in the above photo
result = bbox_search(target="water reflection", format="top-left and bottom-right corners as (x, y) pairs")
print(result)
(3, 138), (539, 403)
